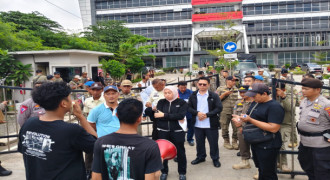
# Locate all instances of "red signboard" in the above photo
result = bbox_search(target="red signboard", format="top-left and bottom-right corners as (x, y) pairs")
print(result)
(192, 11), (243, 22)
(192, 0), (242, 6)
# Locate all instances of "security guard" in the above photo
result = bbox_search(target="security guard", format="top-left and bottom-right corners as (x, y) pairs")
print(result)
(216, 76), (239, 150)
(82, 82), (104, 179)
(232, 85), (253, 170)
(257, 69), (269, 85)
(17, 81), (45, 127)
(32, 70), (47, 86)
(276, 83), (297, 172)
(118, 80), (143, 135)
(297, 78), (330, 180)
(219, 70), (229, 87)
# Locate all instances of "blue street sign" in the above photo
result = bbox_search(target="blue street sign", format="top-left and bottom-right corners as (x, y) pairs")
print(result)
(223, 42), (237, 53)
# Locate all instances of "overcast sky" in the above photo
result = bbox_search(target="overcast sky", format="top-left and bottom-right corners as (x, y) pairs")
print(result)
(0, 0), (84, 32)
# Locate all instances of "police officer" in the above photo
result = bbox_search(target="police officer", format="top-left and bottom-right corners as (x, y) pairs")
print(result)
(297, 78), (330, 180)
(69, 75), (84, 90)
(53, 71), (63, 82)
(232, 85), (253, 170)
(17, 81), (46, 127)
(276, 83), (297, 172)
(118, 80), (143, 135)
(257, 69), (269, 85)
(32, 70), (47, 86)
(118, 80), (142, 102)
(217, 76), (239, 150)
(219, 70), (229, 87)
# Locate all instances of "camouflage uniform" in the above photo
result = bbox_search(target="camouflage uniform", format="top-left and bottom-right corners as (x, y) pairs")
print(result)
(217, 86), (239, 143)
(118, 91), (142, 135)
(219, 75), (226, 87)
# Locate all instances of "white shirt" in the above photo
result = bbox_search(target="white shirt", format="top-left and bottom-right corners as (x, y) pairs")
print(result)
(195, 91), (210, 128)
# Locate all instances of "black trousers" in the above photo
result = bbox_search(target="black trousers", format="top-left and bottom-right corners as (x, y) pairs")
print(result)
(194, 127), (219, 161)
(158, 130), (187, 175)
(298, 143), (330, 180)
(251, 145), (279, 180)
(144, 107), (158, 140)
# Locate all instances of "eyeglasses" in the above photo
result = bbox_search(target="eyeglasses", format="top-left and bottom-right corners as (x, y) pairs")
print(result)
(198, 83), (208, 86)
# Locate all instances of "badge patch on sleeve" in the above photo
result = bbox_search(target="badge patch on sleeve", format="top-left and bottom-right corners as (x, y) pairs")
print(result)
(324, 107), (330, 116)
(21, 105), (28, 114)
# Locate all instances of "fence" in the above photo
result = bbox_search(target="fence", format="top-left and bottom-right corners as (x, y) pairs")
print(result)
(0, 74), (220, 154)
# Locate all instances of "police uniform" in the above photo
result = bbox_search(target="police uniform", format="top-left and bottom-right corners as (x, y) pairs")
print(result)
(297, 78), (330, 180)
(219, 75), (226, 87)
(54, 77), (63, 82)
(278, 91), (297, 168)
(69, 80), (83, 90)
(234, 98), (252, 161)
(216, 83), (239, 149)
(83, 97), (105, 114)
(32, 74), (47, 85)
(17, 98), (45, 127)
(118, 91), (142, 103)
(118, 81), (143, 135)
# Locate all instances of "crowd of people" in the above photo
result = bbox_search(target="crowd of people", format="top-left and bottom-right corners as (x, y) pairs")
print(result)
(0, 67), (329, 180)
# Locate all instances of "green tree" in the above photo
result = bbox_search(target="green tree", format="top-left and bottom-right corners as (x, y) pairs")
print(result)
(206, 20), (240, 72)
(100, 59), (126, 80)
(84, 21), (132, 53)
(0, 50), (33, 86)
(0, 11), (62, 32)
(117, 35), (156, 73)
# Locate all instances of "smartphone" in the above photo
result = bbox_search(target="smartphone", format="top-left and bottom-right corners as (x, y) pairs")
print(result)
(323, 133), (330, 142)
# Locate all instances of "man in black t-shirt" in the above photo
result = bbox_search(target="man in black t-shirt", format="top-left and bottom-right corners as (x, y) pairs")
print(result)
(92, 99), (162, 180)
(18, 82), (97, 180)
(233, 83), (284, 180)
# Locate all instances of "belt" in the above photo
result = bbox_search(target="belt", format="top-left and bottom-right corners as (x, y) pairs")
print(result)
(297, 128), (329, 137)
(157, 128), (183, 132)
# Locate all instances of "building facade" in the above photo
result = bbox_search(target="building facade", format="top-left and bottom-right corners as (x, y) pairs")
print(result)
(242, 0), (330, 66)
(79, 0), (330, 67)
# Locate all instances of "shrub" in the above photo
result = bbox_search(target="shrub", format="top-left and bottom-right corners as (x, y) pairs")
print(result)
(268, 64), (275, 71)
(155, 72), (165, 76)
(192, 64), (199, 70)
(132, 78), (142, 83)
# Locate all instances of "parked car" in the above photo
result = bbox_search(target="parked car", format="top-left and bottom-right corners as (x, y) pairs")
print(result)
(234, 62), (272, 84)
(301, 63), (323, 74)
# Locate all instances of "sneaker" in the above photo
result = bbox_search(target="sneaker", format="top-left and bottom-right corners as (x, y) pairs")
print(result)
(188, 141), (195, 146)
(160, 173), (168, 180)
(179, 174), (186, 180)
(232, 159), (251, 170)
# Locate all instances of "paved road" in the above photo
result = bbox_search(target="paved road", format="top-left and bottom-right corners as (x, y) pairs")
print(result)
(0, 73), (308, 179)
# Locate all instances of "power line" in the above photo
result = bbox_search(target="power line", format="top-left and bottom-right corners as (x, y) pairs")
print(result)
(43, 0), (82, 19)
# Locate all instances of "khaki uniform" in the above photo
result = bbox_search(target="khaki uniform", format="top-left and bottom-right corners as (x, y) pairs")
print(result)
(118, 91), (143, 135)
(32, 75), (47, 85)
(219, 75), (226, 87)
(54, 77), (63, 82)
(217, 86), (239, 140)
(209, 77), (217, 92)
(261, 75), (269, 85)
(17, 98), (45, 127)
(118, 91), (142, 103)
(278, 92), (297, 165)
(69, 80), (83, 89)
(83, 97), (105, 114)
(69, 80), (83, 101)
(234, 99), (252, 160)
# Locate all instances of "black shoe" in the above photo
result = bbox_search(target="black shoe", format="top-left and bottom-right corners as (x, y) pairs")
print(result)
(160, 173), (168, 180)
(86, 170), (91, 180)
(237, 151), (241, 156)
(179, 174), (186, 180)
(0, 165), (12, 176)
(174, 157), (178, 162)
(188, 141), (195, 146)
(191, 158), (205, 165)
(213, 160), (221, 168)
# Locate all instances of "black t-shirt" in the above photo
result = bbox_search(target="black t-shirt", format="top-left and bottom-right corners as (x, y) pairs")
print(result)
(92, 133), (163, 180)
(18, 117), (96, 180)
(247, 100), (284, 149)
